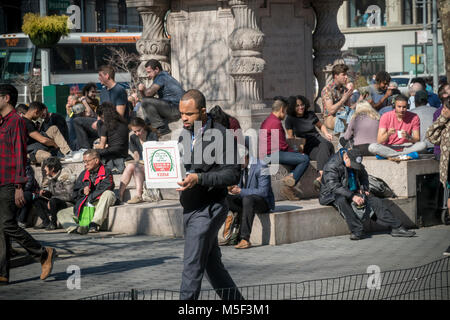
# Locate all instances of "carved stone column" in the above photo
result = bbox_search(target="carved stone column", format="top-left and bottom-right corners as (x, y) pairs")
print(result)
(228, 0), (266, 130)
(311, 0), (345, 110)
(126, 0), (171, 82)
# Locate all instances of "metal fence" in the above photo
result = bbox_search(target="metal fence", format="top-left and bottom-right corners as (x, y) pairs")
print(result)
(80, 256), (450, 300)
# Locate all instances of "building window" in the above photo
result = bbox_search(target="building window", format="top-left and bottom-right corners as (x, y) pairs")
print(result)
(403, 44), (444, 75)
(348, 47), (385, 77)
(402, 0), (431, 25)
(348, 0), (386, 28)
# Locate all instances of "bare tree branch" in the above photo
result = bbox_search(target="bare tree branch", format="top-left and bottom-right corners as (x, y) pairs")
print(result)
(13, 74), (42, 103)
(104, 47), (140, 90)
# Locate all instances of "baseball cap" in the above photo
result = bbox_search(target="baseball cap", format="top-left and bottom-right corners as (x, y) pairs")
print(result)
(346, 148), (363, 170)
(72, 103), (85, 115)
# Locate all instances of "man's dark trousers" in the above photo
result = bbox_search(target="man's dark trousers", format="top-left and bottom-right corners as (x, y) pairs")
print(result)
(333, 194), (402, 236)
(180, 200), (243, 300)
(0, 184), (45, 278)
(141, 97), (180, 129)
(227, 194), (270, 241)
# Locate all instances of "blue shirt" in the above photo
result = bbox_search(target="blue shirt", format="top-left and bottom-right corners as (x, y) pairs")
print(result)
(153, 71), (185, 106)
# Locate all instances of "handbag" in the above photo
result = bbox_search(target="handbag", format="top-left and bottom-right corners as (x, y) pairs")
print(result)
(79, 202), (95, 227)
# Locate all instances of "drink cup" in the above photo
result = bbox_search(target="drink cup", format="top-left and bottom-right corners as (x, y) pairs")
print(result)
(397, 130), (402, 139)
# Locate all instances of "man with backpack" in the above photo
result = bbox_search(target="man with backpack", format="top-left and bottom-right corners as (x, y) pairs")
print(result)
(319, 148), (416, 240)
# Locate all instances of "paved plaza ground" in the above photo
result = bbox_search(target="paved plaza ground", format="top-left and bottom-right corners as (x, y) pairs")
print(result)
(1, 224), (449, 300)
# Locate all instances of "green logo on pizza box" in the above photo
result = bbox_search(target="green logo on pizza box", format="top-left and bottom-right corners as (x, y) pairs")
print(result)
(150, 149), (174, 172)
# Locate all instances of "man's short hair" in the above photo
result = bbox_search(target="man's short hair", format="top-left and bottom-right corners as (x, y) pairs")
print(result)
(414, 90), (428, 106)
(181, 89), (206, 111)
(145, 59), (163, 71)
(0, 83), (18, 107)
(15, 104), (28, 115)
(28, 101), (47, 112)
(272, 96), (288, 112)
(83, 149), (100, 159)
(375, 71), (391, 84)
(98, 65), (115, 81)
(331, 64), (349, 78)
(411, 77), (426, 89)
(42, 156), (62, 173)
(394, 94), (408, 105)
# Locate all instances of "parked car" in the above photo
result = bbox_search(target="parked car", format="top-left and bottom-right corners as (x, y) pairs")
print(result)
(391, 74), (447, 95)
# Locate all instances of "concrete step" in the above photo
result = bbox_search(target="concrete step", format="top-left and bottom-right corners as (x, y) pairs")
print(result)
(106, 197), (417, 245)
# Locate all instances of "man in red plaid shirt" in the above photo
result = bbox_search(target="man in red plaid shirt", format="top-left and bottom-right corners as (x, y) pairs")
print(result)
(0, 84), (56, 285)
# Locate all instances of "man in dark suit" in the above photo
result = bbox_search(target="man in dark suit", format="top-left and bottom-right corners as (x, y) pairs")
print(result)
(225, 141), (275, 249)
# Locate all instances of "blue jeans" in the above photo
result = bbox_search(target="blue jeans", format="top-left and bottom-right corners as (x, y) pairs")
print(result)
(267, 151), (310, 184)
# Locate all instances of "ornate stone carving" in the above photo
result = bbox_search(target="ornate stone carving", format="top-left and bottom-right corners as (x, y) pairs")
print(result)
(127, 0), (171, 80)
(228, 0), (266, 121)
(311, 0), (345, 109)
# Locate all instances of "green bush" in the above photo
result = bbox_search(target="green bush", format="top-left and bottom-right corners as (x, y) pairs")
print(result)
(22, 13), (69, 39)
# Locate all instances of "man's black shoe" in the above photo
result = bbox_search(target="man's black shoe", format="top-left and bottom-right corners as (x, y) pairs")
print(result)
(88, 222), (100, 233)
(391, 226), (416, 237)
(443, 246), (450, 256)
(46, 223), (57, 231)
(77, 226), (89, 235)
(350, 233), (362, 240)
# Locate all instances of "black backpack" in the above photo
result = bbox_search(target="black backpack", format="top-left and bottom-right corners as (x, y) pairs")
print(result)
(368, 175), (396, 198)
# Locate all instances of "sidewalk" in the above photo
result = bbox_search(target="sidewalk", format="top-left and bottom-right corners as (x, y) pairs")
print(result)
(1, 225), (449, 300)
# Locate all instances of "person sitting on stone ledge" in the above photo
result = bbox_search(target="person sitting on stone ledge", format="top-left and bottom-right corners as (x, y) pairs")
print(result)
(118, 117), (158, 204)
(94, 102), (129, 174)
(223, 140), (275, 249)
(259, 97), (310, 201)
(410, 90), (436, 154)
(39, 103), (70, 146)
(368, 94), (426, 160)
(16, 159), (39, 229)
(341, 101), (380, 156)
(209, 105), (243, 142)
(15, 104), (28, 117)
(33, 157), (76, 231)
(431, 83), (450, 160)
(319, 147), (416, 240)
(286, 95), (334, 192)
(321, 63), (354, 133)
(57, 149), (116, 234)
(367, 70), (393, 112)
(23, 101), (73, 164)
(139, 59), (185, 136)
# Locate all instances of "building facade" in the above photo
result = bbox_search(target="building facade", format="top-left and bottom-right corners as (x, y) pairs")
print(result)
(337, 0), (445, 78)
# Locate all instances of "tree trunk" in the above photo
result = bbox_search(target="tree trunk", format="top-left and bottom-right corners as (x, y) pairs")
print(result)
(438, 0), (450, 80)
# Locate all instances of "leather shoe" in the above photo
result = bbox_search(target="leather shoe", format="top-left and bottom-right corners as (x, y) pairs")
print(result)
(222, 212), (236, 241)
(282, 175), (296, 187)
(235, 239), (251, 249)
(88, 222), (100, 233)
(391, 226), (416, 237)
(40, 247), (56, 280)
(34, 222), (49, 230)
(0, 276), (9, 285)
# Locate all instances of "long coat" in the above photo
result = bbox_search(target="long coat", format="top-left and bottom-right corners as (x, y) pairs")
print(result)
(426, 114), (450, 185)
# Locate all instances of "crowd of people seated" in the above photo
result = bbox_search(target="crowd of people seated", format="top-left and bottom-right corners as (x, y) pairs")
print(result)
(5, 60), (450, 248)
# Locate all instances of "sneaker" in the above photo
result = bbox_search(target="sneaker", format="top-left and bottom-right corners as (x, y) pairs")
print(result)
(350, 233), (362, 240)
(280, 185), (299, 201)
(127, 196), (143, 204)
(88, 222), (100, 233)
(67, 226), (78, 234)
(235, 239), (252, 249)
(222, 212), (236, 242)
(77, 226), (89, 235)
(34, 222), (50, 230)
(45, 223), (57, 231)
(443, 246), (450, 256)
(18, 222), (27, 229)
(391, 226), (416, 237)
(282, 175), (296, 187)
(40, 247), (56, 280)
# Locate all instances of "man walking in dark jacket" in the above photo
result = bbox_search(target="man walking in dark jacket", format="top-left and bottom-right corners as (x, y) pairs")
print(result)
(177, 89), (243, 300)
(319, 148), (416, 240)
(57, 149), (116, 234)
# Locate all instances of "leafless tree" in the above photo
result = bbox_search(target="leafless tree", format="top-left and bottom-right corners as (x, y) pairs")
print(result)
(104, 47), (140, 90)
(13, 74), (42, 103)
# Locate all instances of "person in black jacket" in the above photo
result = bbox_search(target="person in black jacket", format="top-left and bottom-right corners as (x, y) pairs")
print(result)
(16, 160), (39, 228)
(56, 149), (116, 234)
(176, 89), (243, 300)
(319, 148), (416, 240)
